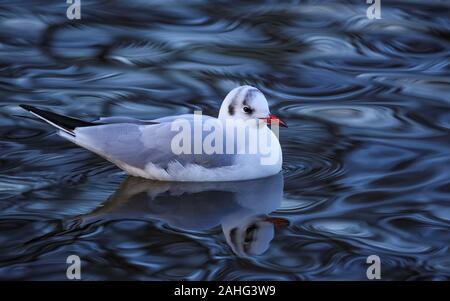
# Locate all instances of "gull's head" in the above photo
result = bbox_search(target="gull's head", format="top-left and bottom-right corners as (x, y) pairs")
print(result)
(218, 85), (287, 127)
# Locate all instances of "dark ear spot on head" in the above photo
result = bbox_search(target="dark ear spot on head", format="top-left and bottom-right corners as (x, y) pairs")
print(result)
(228, 104), (234, 115)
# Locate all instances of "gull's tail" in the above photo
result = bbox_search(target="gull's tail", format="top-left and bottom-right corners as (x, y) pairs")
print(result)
(19, 105), (95, 136)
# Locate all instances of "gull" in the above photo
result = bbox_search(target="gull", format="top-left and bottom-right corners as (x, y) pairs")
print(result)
(20, 85), (286, 182)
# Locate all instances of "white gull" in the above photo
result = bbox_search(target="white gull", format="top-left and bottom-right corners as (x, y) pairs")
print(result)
(20, 85), (286, 182)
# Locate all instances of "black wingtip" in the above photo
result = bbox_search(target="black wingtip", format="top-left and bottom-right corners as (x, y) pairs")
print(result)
(18, 104), (95, 133)
(19, 104), (48, 118)
(19, 104), (33, 111)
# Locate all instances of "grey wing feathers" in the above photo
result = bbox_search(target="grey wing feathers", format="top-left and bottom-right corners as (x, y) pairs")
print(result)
(71, 121), (234, 170)
(19, 106), (233, 171)
(95, 116), (159, 125)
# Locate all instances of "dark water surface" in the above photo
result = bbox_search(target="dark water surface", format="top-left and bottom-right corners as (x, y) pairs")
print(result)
(0, 0), (449, 280)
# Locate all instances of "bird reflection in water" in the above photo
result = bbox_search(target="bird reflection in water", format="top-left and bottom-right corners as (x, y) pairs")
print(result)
(75, 173), (288, 257)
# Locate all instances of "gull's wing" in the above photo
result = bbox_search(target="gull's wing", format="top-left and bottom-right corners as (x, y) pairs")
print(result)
(95, 114), (203, 125)
(94, 116), (159, 125)
(19, 105), (234, 172)
(66, 119), (234, 170)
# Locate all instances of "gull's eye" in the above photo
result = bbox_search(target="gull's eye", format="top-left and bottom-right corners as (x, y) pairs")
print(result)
(243, 106), (252, 114)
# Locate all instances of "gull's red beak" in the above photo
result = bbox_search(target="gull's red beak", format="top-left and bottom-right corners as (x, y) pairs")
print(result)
(260, 114), (288, 127)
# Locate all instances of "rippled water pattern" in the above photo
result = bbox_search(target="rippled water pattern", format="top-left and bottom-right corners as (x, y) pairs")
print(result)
(0, 0), (449, 280)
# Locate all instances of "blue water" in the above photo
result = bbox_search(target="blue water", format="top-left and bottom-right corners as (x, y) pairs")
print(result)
(0, 0), (449, 280)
